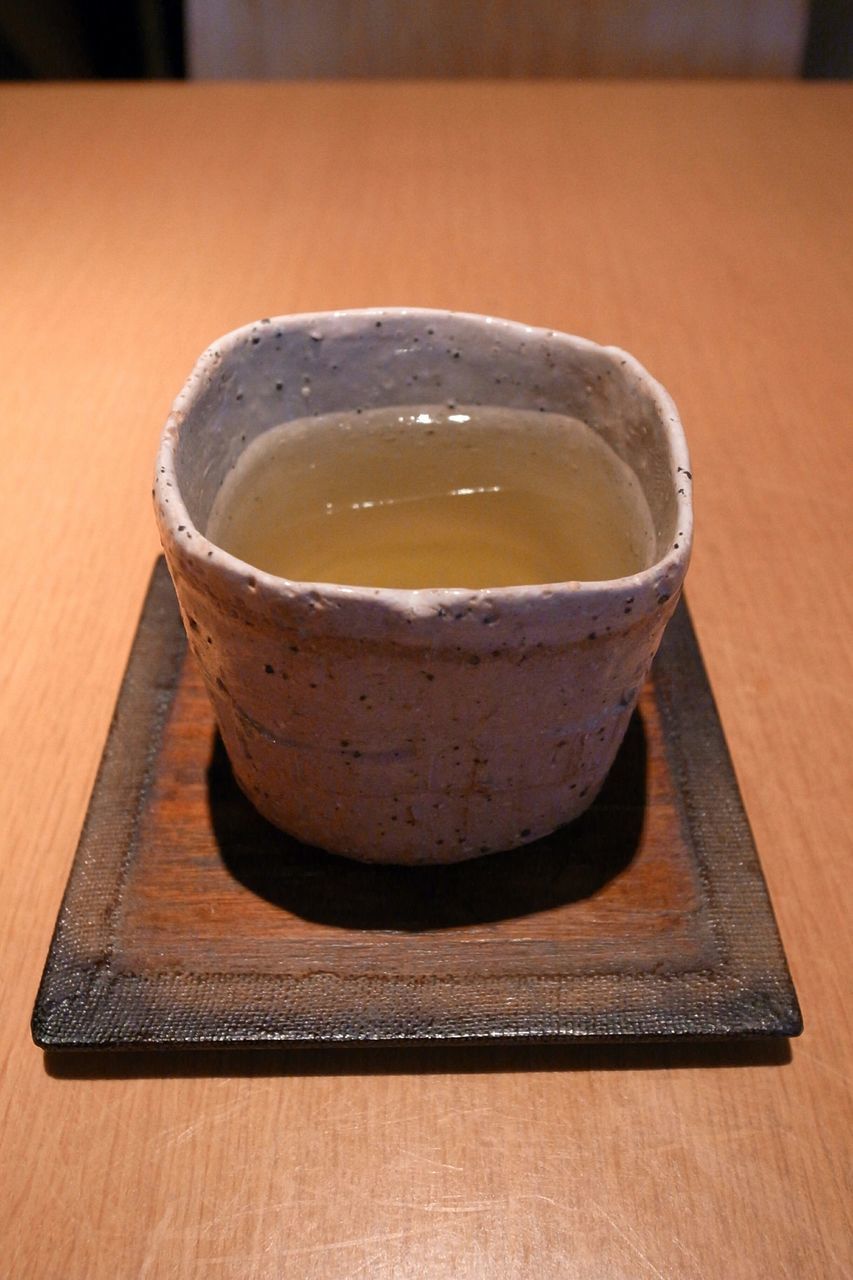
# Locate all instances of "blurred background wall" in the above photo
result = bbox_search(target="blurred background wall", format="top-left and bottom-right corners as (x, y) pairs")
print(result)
(0, 0), (850, 81)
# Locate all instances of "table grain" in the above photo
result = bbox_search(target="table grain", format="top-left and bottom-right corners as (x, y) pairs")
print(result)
(1, 81), (851, 1280)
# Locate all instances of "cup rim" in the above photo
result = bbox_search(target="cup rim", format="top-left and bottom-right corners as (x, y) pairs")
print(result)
(155, 307), (692, 611)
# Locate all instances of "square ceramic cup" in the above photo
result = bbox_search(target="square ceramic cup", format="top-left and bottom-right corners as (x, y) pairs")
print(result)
(154, 309), (692, 864)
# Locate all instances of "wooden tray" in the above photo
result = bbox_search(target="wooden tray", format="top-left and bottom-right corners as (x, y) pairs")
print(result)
(33, 559), (801, 1049)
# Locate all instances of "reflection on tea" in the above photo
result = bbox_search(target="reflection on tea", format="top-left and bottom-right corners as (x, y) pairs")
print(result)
(207, 404), (656, 589)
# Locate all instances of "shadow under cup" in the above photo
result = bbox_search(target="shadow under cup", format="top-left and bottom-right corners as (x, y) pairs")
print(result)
(154, 309), (692, 864)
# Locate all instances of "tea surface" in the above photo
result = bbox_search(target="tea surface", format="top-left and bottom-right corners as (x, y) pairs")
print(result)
(207, 405), (656, 588)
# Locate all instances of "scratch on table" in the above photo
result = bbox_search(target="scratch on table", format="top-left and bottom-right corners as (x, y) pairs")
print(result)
(274, 1226), (436, 1260)
(372, 1191), (563, 1217)
(344, 1250), (386, 1279)
(591, 1201), (668, 1280)
(396, 1147), (465, 1172)
(317, 1102), (496, 1137)
(138, 1201), (176, 1279)
(154, 1086), (275, 1151)
(670, 1232), (703, 1268)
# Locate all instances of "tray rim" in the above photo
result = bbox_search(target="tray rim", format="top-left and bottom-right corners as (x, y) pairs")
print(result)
(32, 559), (802, 1050)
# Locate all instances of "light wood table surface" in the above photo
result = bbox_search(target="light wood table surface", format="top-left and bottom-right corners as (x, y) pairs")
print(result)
(1, 81), (851, 1280)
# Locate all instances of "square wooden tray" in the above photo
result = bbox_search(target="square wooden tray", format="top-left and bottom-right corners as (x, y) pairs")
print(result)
(33, 559), (801, 1049)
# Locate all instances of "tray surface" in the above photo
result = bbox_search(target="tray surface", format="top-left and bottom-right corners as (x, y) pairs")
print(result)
(33, 559), (801, 1048)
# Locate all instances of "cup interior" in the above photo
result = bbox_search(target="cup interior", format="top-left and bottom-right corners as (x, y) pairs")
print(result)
(170, 310), (687, 574)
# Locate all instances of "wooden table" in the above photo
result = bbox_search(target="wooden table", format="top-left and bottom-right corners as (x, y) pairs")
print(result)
(1, 81), (850, 1279)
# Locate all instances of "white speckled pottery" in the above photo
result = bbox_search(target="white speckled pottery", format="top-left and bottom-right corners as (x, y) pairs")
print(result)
(154, 309), (692, 864)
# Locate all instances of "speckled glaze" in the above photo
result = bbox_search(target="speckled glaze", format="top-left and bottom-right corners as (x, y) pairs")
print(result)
(154, 309), (692, 864)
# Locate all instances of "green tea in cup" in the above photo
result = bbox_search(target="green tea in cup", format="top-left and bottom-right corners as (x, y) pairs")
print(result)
(207, 404), (657, 590)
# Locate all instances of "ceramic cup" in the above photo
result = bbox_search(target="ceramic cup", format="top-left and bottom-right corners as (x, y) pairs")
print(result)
(155, 309), (692, 864)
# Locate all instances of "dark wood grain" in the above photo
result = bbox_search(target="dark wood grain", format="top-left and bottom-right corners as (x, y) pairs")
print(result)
(32, 558), (800, 1048)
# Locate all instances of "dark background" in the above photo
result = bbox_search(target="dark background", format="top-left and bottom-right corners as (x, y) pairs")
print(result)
(0, 0), (850, 81)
